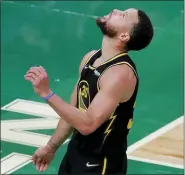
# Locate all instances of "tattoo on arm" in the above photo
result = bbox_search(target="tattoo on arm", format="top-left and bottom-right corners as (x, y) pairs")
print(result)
(48, 139), (60, 149)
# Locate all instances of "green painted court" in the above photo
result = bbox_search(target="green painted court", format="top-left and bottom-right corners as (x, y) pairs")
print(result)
(1, 1), (184, 174)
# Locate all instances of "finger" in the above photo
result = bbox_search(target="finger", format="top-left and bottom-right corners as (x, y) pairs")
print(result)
(27, 68), (41, 76)
(27, 66), (40, 71)
(24, 73), (37, 80)
(38, 66), (46, 73)
(38, 66), (47, 78)
(25, 76), (36, 83)
(43, 162), (49, 171)
(33, 67), (44, 75)
(28, 68), (47, 80)
(27, 68), (42, 78)
(25, 73), (43, 85)
(24, 76), (37, 85)
(32, 154), (38, 165)
(39, 159), (46, 172)
(36, 158), (42, 171)
(25, 75), (40, 87)
(33, 158), (37, 165)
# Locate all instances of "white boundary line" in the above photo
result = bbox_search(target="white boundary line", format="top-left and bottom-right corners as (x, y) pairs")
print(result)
(1, 100), (184, 170)
(1, 98), (60, 119)
(128, 155), (184, 169)
(7, 159), (32, 175)
(1, 99), (20, 110)
(127, 115), (184, 169)
(1, 98), (50, 110)
(1, 152), (32, 174)
(127, 115), (184, 153)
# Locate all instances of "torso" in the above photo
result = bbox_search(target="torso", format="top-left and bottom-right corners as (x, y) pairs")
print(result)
(68, 49), (139, 159)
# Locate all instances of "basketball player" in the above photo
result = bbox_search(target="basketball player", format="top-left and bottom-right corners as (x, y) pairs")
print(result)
(25, 8), (153, 175)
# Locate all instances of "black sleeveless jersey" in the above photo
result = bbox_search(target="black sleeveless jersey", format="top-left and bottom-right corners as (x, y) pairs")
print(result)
(68, 49), (139, 159)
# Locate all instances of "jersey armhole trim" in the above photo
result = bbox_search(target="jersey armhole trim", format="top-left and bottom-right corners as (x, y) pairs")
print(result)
(97, 61), (138, 91)
(84, 49), (100, 67)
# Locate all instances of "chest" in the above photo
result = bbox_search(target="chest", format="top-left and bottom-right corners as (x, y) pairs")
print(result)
(77, 67), (100, 106)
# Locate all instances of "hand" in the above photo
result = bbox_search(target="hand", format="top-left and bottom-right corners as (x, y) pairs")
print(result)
(32, 146), (56, 172)
(24, 66), (51, 98)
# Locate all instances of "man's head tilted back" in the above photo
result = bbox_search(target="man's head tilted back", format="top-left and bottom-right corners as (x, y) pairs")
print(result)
(96, 8), (154, 51)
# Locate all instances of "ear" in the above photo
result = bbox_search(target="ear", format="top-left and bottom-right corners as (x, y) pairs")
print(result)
(119, 33), (130, 43)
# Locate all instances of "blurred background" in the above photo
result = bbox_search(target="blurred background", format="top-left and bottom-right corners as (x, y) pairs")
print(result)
(1, 1), (184, 174)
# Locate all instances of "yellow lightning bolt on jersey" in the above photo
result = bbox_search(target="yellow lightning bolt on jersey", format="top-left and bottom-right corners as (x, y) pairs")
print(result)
(103, 113), (117, 143)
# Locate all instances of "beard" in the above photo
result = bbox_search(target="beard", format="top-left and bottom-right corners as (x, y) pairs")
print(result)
(96, 17), (117, 38)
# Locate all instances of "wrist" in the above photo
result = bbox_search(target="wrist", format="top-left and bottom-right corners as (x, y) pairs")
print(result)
(45, 140), (59, 153)
(40, 90), (54, 99)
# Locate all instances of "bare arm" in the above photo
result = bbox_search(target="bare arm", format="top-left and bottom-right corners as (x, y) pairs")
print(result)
(25, 51), (136, 136)
(45, 85), (76, 152)
(45, 50), (96, 151)
(45, 64), (136, 136)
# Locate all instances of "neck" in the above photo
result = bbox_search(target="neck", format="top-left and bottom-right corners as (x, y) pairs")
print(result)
(101, 35), (126, 62)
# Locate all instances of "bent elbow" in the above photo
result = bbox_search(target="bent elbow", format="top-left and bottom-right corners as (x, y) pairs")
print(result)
(79, 125), (96, 136)
(77, 115), (97, 135)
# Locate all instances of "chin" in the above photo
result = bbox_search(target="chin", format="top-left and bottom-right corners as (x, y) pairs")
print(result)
(96, 17), (107, 27)
(96, 17), (103, 22)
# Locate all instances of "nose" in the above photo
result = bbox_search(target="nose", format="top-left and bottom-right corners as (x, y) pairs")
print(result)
(113, 9), (118, 14)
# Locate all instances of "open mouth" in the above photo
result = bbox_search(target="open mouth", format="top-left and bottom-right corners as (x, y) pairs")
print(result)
(103, 12), (113, 19)
(103, 15), (108, 19)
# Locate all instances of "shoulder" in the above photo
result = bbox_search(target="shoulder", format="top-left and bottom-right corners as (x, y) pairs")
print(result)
(79, 50), (97, 73)
(100, 64), (137, 90)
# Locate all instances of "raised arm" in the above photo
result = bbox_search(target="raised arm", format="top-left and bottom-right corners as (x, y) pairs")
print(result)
(46, 64), (136, 135)
(25, 60), (136, 136)
(45, 50), (96, 151)
(29, 51), (96, 172)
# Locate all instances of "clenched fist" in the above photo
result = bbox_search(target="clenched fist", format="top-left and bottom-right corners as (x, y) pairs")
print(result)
(24, 66), (51, 98)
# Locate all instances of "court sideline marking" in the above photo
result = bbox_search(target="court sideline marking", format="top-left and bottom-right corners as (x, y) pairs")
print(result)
(1, 100), (184, 172)
(127, 115), (184, 169)
(1, 99), (70, 174)
(1, 153), (32, 174)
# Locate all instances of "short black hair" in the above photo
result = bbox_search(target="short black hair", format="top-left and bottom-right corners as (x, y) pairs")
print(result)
(126, 10), (154, 51)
